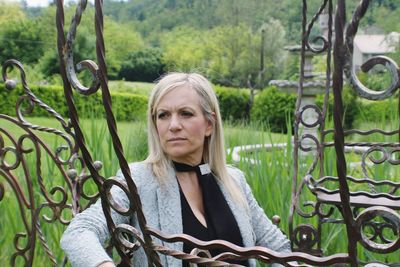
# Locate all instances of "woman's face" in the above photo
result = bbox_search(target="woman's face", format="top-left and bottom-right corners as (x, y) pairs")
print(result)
(155, 86), (213, 165)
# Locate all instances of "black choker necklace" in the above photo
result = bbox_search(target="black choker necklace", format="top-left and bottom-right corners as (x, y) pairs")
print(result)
(172, 161), (211, 176)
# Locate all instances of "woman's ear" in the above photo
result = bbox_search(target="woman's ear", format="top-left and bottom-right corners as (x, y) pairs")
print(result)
(205, 112), (216, 137)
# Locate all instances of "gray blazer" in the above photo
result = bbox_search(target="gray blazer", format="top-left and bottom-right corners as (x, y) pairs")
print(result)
(61, 162), (291, 267)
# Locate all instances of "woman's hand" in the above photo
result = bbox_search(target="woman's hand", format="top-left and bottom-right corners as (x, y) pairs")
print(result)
(98, 262), (116, 267)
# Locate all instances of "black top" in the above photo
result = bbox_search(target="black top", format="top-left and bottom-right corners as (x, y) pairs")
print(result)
(173, 161), (248, 266)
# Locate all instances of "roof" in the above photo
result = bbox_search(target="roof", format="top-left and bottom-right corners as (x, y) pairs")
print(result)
(354, 32), (400, 54)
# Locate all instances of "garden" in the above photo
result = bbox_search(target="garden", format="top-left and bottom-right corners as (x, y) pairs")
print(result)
(1, 0), (399, 266)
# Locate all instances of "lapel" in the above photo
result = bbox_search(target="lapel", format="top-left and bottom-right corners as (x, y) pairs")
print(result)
(156, 166), (183, 266)
(215, 178), (254, 248)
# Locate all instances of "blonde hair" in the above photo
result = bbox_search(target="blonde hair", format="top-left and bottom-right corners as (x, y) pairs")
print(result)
(145, 72), (246, 205)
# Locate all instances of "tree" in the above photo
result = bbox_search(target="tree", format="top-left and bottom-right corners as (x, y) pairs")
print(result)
(118, 47), (165, 82)
(160, 26), (208, 72)
(0, 18), (46, 64)
(103, 17), (145, 79)
(204, 20), (286, 87)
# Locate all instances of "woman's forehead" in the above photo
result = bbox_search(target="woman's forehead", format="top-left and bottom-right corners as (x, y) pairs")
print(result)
(157, 86), (199, 105)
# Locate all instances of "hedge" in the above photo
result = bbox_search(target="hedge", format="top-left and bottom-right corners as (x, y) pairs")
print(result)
(0, 84), (148, 121)
(250, 85), (363, 133)
(0, 84), (251, 123)
(315, 84), (358, 129)
(1, 83), (393, 131)
(214, 85), (250, 123)
(251, 86), (297, 133)
(355, 97), (398, 124)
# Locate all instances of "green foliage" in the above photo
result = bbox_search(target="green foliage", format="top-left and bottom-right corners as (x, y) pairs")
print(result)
(250, 86), (297, 133)
(356, 98), (399, 124)
(0, 17), (45, 64)
(315, 84), (358, 129)
(204, 23), (259, 87)
(160, 26), (208, 72)
(357, 69), (394, 92)
(160, 22), (286, 88)
(214, 86), (250, 123)
(118, 48), (165, 82)
(110, 92), (148, 121)
(3, 0), (397, 90)
(103, 17), (146, 79)
(0, 84), (148, 122)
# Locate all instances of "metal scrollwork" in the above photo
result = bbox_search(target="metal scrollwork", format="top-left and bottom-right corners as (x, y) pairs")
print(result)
(361, 146), (400, 181)
(298, 135), (321, 175)
(292, 224), (319, 252)
(304, 0), (330, 54)
(315, 202), (335, 219)
(349, 56), (400, 101)
(56, 0), (162, 264)
(34, 204), (66, 265)
(103, 177), (135, 216)
(1, 146), (19, 170)
(299, 104), (323, 128)
(295, 175), (318, 218)
(299, 134), (321, 153)
(65, 0), (100, 95)
(1, 72), (84, 265)
(388, 148), (400, 166)
(355, 206), (400, 253)
(188, 249), (213, 267)
(2, 60), (76, 164)
(0, 181), (4, 201)
(344, 0), (400, 100)
(114, 224), (144, 256)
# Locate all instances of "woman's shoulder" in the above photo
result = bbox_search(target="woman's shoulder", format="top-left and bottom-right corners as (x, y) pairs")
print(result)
(128, 161), (153, 173)
(226, 164), (245, 177)
(226, 164), (247, 186)
(116, 161), (157, 186)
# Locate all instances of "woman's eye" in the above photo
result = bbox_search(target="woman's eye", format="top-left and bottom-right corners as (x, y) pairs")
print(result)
(181, 111), (193, 117)
(157, 112), (168, 119)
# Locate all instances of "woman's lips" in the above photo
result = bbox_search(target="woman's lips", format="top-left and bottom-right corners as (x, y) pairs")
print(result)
(167, 137), (186, 142)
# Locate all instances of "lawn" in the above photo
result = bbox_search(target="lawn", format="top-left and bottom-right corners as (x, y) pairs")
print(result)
(108, 80), (155, 96)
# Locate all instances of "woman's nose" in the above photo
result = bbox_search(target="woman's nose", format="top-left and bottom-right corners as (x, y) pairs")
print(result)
(169, 115), (182, 131)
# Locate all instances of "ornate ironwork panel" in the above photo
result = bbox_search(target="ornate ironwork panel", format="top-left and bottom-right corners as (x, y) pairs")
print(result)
(290, 0), (400, 266)
(1, 59), (100, 266)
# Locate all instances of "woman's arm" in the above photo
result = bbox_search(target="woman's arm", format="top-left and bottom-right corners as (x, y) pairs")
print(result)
(98, 262), (116, 267)
(61, 181), (131, 267)
(243, 180), (291, 252)
(237, 170), (292, 267)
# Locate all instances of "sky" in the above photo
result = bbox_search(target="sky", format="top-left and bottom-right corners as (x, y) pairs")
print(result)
(6, 0), (51, 7)
(26, 0), (51, 6)
(7, 0), (93, 7)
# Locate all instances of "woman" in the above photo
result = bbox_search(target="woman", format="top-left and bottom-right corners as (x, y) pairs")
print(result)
(61, 72), (291, 267)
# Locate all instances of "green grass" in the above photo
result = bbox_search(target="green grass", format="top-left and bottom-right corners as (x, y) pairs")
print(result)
(108, 80), (154, 96)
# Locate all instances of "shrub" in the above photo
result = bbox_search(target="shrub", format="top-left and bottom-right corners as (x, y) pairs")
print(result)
(355, 97), (398, 124)
(250, 86), (296, 133)
(214, 85), (250, 123)
(0, 84), (148, 121)
(315, 84), (358, 129)
(118, 48), (165, 82)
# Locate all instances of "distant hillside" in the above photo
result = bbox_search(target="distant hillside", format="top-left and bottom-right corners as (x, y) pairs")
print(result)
(101, 0), (399, 42)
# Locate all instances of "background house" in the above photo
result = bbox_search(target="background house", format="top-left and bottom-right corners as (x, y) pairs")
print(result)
(353, 32), (400, 71)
